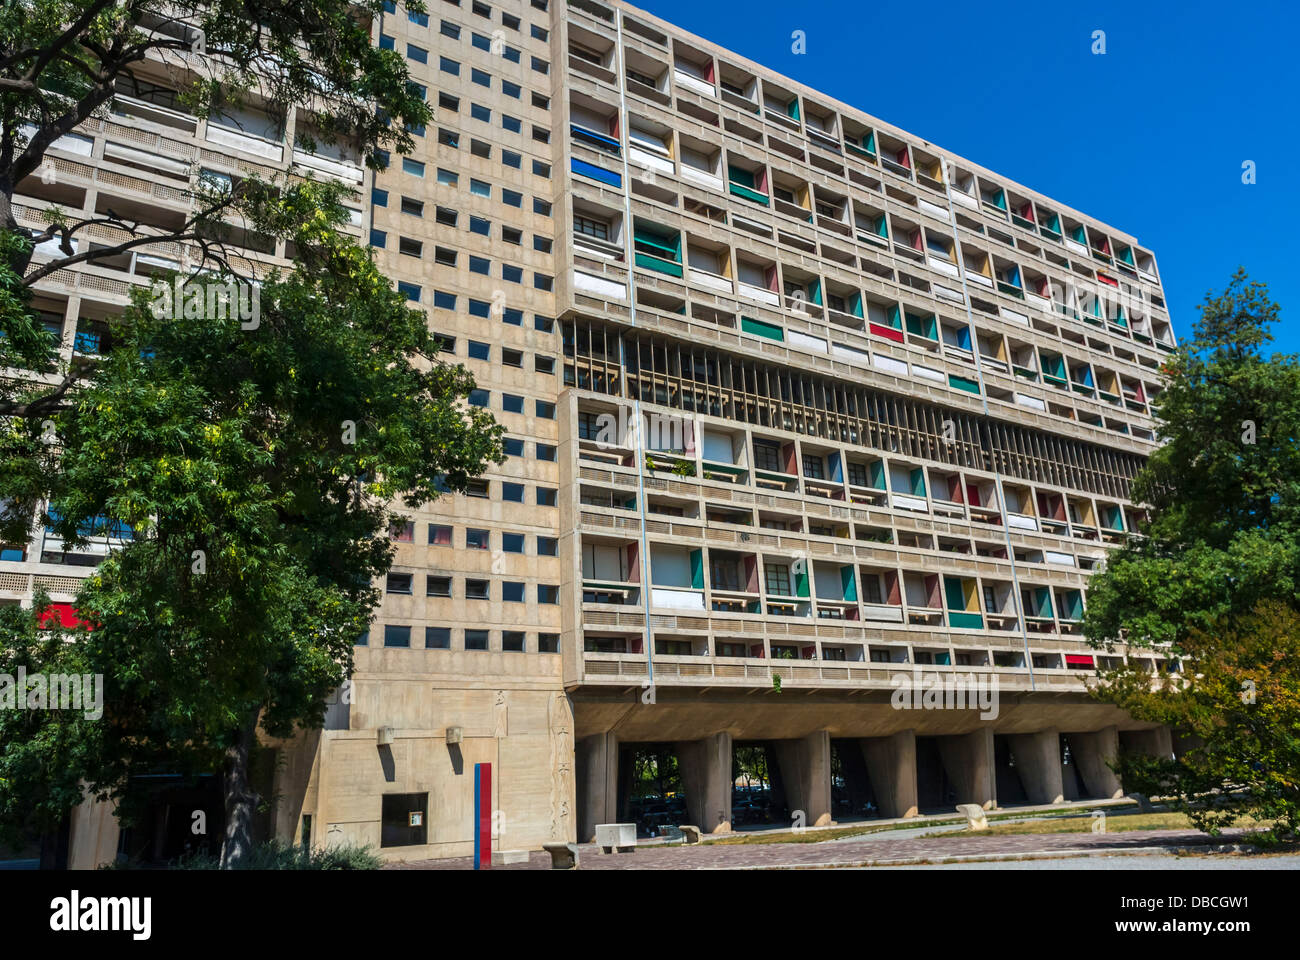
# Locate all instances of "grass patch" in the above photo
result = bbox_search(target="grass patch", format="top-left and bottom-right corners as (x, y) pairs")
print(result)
(920, 811), (1275, 838)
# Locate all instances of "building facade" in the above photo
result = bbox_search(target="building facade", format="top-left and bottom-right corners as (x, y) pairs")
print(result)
(1, 0), (1180, 866)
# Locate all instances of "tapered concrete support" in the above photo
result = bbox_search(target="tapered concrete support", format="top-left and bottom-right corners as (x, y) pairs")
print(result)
(1122, 726), (1174, 760)
(773, 731), (834, 827)
(938, 728), (996, 809)
(861, 731), (918, 819)
(1070, 726), (1124, 799)
(1008, 729), (1064, 804)
(677, 732), (733, 834)
(577, 731), (619, 843)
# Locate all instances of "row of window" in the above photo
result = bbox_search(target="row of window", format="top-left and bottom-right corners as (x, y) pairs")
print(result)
(361, 625), (560, 653)
(452, 476), (558, 505)
(389, 573), (560, 604)
(423, 524), (559, 553)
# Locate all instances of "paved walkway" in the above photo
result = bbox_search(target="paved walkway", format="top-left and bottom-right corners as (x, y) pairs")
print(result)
(388, 827), (1248, 871)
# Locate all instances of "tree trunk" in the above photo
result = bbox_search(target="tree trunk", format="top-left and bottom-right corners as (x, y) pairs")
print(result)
(219, 709), (262, 869)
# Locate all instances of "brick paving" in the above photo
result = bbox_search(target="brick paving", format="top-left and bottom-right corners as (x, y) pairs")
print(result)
(388, 827), (1244, 871)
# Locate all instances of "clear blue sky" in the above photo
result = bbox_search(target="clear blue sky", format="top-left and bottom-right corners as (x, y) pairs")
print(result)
(634, 0), (1300, 353)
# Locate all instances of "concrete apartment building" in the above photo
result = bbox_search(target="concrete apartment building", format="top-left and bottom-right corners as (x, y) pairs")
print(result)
(2, 0), (1181, 866)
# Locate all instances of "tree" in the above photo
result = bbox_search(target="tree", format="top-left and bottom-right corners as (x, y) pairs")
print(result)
(1, 0), (432, 536)
(0, 197), (504, 866)
(1083, 269), (1300, 652)
(1087, 601), (1300, 841)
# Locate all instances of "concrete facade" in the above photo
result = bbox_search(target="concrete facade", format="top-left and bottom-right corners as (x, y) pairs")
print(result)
(0, 0), (1181, 867)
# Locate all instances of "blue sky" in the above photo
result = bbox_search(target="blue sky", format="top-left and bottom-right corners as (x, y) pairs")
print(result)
(634, 0), (1300, 354)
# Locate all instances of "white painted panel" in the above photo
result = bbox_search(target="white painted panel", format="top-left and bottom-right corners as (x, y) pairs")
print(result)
(1001, 307), (1030, 326)
(913, 364), (945, 383)
(573, 269), (627, 300)
(892, 494), (928, 513)
(701, 430), (734, 464)
(789, 330), (828, 354)
(919, 198), (951, 220)
(1015, 392), (1047, 411)
(629, 146), (674, 174)
(862, 604), (904, 623)
(1045, 551), (1076, 566)
(873, 353), (908, 376)
(1008, 514), (1039, 531)
(674, 70), (715, 96)
(651, 588), (705, 610)
(933, 283), (964, 302)
(831, 342), (869, 364)
(928, 257), (960, 278)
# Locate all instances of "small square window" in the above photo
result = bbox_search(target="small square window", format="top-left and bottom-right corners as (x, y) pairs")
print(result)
(465, 479), (490, 498)
(469, 255), (490, 275)
(502, 226), (522, 245)
(502, 189), (522, 207)
(502, 631), (525, 652)
(428, 524), (452, 546)
(465, 629), (489, 650)
(391, 520), (415, 542)
(470, 179), (491, 197)
(502, 115), (521, 133)
(536, 443), (557, 461)
(435, 247), (456, 266)
(435, 206), (458, 226)
(538, 536), (558, 556)
(426, 575), (451, 597)
(502, 265), (523, 283)
(533, 236), (553, 253)
(531, 93), (550, 111)
(402, 158), (425, 177)
(469, 299), (491, 318)
(384, 624), (412, 647)
(502, 349), (523, 368)
(379, 33), (395, 50)
(433, 290), (456, 310)
(399, 236), (423, 258)
(503, 437), (524, 456)
(401, 196), (424, 216)
(438, 128), (459, 148)
(502, 150), (521, 169)
(534, 273), (554, 292)
(369, 228), (387, 248)
(536, 400), (556, 419)
(538, 632), (560, 653)
(468, 388), (489, 407)
(435, 333), (456, 353)
(465, 580), (489, 600)
(471, 68), (490, 87)
(372, 188), (389, 207)
(502, 581), (525, 602)
(397, 281), (421, 302)
(426, 626), (451, 649)
(438, 92), (459, 112)
(502, 533), (525, 553)
(535, 355), (555, 374)
(502, 394), (524, 414)
(407, 43), (428, 63)
(534, 316), (555, 333)
(469, 216), (490, 236)
(536, 487), (557, 507)
(503, 308), (523, 326)
(436, 168), (458, 186)
(471, 33), (491, 51)
(502, 80), (521, 99)
(440, 56), (460, 75)
(470, 139), (491, 158)
(531, 57), (549, 75)
(440, 21), (461, 39)
(502, 482), (525, 502)
(533, 198), (552, 216)
(386, 572), (413, 594)
(538, 584), (559, 604)
(471, 103), (491, 122)
(466, 528), (490, 550)
(468, 340), (490, 360)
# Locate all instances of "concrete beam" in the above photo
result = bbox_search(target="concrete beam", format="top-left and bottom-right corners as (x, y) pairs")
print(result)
(861, 731), (918, 819)
(1069, 726), (1123, 800)
(1008, 729), (1064, 805)
(677, 732), (733, 834)
(773, 731), (833, 827)
(576, 731), (619, 843)
(938, 728), (996, 809)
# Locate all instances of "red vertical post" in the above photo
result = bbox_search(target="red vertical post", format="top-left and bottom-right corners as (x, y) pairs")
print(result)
(474, 762), (492, 870)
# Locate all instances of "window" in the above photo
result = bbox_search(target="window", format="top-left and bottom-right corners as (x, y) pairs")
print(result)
(533, 198), (552, 216)
(470, 138), (491, 158)
(471, 68), (490, 87)
(468, 341), (490, 360)
(502, 482), (525, 502)
(438, 92), (459, 111)
(502, 80), (521, 99)
(435, 247), (456, 266)
(426, 626), (451, 649)
(397, 281), (420, 302)
(531, 24), (548, 40)
(427, 574), (452, 596)
(438, 128), (459, 147)
(535, 315), (554, 333)
(534, 273), (554, 292)
(402, 158), (425, 177)
(400, 197), (423, 217)
(502, 394), (524, 414)
(466, 579), (489, 600)
(471, 103), (491, 122)
(502, 149), (521, 169)
(399, 237), (423, 258)
(472, 0), (491, 16)
(470, 178), (491, 197)
(386, 573), (413, 594)
(536, 400), (556, 419)
(502, 581), (525, 602)
(536, 487), (557, 507)
(383, 625), (412, 647)
(440, 56), (460, 75)
(531, 56), (549, 74)
(502, 532), (525, 553)
(428, 524), (452, 546)
(355, 630), (369, 646)
(440, 20), (461, 39)
(753, 441), (782, 472)
(536, 442), (556, 461)
(381, 793), (427, 847)
(434, 333), (456, 353)
(532, 159), (551, 178)
(503, 631), (525, 652)
(502, 115), (521, 133)
(535, 356), (555, 375)
(862, 577), (883, 605)
(503, 307), (523, 325)
(502, 226), (522, 244)
(468, 298), (491, 317)
(369, 229), (387, 249)
(765, 563), (792, 595)
(433, 290), (456, 309)
(466, 528), (489, 550)
(531, 93), (550, 111)
(408, 9), (429, 25)
(575, 214), (610, 241)
(468, 389), (489, 407)
(465, 479), (489, 498)
(538, 584), (559, 604)
(379, 33), (395, 50)
(538, 536), (558, 556)
(534, 236), (553, 253)
(503, 436), (524, 456)
(469, 216), (490, 236)
(465, 629), (489, 650)
(407, 43), (428, 63)
(372, 188), (389, 207)
(435, 206), (458, 226)
(502, 188), (522, 207)
(436, 168), (458, 186)
(538, 633), (560, 653)
(502, 349), (523, 368)
(502, 265), (523, 283)
(469, 255), (490, 275)
(803, 457), (825, 480)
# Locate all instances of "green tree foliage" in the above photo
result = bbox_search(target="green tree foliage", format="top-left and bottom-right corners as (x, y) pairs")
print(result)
(0, 197), (503, 865)
(1088, 601), (1300, 841)
(1083, 269), (1300, 651)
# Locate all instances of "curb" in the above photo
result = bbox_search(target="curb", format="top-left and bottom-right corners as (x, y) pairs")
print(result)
(719, 842), (1251, 870)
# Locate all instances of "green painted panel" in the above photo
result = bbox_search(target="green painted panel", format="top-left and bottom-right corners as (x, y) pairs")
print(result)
(741, 316), (784, 341)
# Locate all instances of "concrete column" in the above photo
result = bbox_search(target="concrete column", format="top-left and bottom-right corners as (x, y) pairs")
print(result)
(938, 728), (996, 809)
(1122, 726), (1173, 760)
(860, 730), (918, 819)
(1008, 728), (1064, 804)
(677, 732), (733, 834)
(576, 731), (619, 842)
(1070, 726), (1123, 799)
(773, 731), (833, 827)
